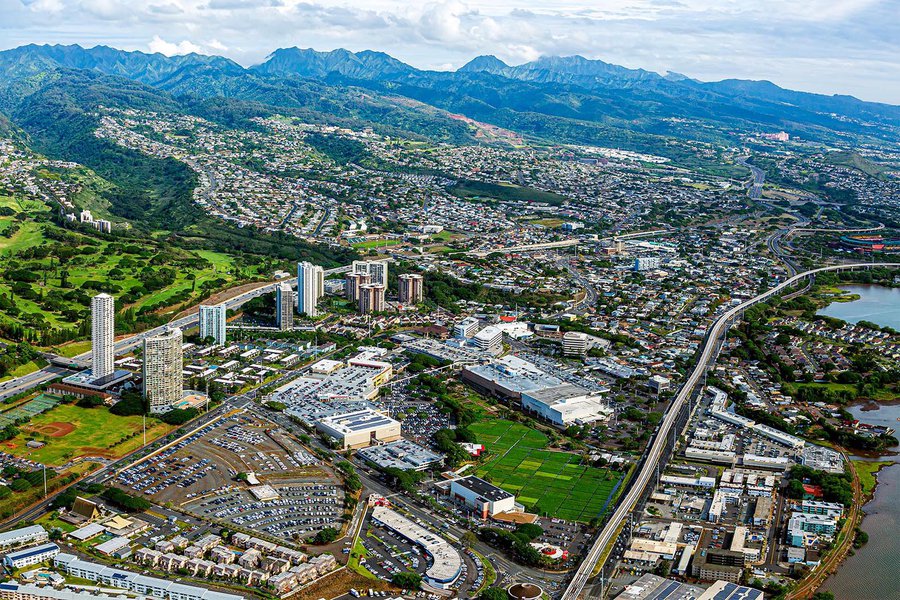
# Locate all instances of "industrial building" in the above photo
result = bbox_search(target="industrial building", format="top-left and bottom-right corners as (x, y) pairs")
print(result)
(198, 303), (227, 346)
(315, 408), (401, 449)
(53, 554), (242, 600)
(143, 327), (183, 414)
(448, 476), (516, 518)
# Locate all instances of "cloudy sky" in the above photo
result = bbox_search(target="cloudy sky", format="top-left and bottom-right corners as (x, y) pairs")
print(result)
(3, 0), (898, 104)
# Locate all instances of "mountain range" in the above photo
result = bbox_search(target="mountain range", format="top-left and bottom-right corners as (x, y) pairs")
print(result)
(1, 43), (899, 159)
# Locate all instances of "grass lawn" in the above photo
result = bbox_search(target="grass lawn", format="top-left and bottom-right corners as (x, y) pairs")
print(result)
(50, 340), (92, 358)
(0, 359), (47, 382)
(853, 460), (893, 497)
(471, 420), (622, 523)
(5, 403), (174, 467)
(352, 239), (402, 250)
(0, 221), (46, 254)
(528, 218), (565, 228)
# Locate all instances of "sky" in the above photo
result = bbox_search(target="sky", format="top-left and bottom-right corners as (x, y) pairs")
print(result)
(2, 0), (899, 104)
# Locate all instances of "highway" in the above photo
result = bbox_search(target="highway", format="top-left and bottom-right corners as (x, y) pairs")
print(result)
(560, 261), (900, 600)
(467, 229), (669, 258)
(0, 265), (353, 402)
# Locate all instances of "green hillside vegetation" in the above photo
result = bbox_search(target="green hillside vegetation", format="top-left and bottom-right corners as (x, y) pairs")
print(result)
(0, 194), (264, 346)
(823, 151), (891, 180)
(449, 179), (570, 206)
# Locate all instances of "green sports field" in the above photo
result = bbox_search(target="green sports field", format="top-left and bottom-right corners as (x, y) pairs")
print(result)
(471, 420), (622, 523)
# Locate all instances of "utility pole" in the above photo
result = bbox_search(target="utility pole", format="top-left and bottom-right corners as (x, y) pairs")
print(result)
(43, 464), (47, 498)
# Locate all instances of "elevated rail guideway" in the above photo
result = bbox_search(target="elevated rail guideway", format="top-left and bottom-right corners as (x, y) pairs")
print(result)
(561, 261), (900, 600)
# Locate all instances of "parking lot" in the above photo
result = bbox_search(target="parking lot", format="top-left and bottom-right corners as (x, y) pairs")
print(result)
(114, 413), (345, 543)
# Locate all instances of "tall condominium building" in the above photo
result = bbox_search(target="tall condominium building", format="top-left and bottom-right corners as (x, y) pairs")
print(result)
(276, 283), (295, 331)
(297, 261), (325, 317)
(345, 272), (370, 302)
(398, 273), (424, 304)
(352, 260), (389, 287)
(90, 293), (115, 380)
(143, 327), (183, 414)
(198, 303), (227, 346)
(358, 283), (386, 314)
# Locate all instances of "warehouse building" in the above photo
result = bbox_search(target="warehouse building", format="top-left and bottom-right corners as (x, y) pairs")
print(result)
(449, 476), (516, 518)
(315, 408), (401, 449)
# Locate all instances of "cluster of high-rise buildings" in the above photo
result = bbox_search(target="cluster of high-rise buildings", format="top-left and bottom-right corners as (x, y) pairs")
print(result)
(84, 261), (426, 411)
(89, 293), (184, 414)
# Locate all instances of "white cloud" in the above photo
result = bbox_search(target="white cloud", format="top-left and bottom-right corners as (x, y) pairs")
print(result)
(148, 35), (203, 55)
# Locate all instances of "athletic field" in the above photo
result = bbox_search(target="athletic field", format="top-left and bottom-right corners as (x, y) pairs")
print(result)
(470, 419), (622, 523)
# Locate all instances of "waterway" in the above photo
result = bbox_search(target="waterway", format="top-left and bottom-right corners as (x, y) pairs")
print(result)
(816, 284), (900, 330)
(818, 285), (900, 599)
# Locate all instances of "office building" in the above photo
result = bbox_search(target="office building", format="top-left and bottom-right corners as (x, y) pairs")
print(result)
(449, 476), (516, 518)
(634, 256), (662, 271)
(453, 317), (480, 339)
(3, 543), (59, 569)
(344, 272), (370, 302)
(275, 283), (294, 330)
(398, 273), (424, 304)
(90, 293), (115, 380)
(198, 304), (227, 346)
(315, 408), (401, 450)
(352, 260), (389, 287)
(562, 331), (589, 356)
(297, 261), (324, 317)
(358, 283), (385, 314)
(143, 327), (183, 414)
(472, 325), (503, 355)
